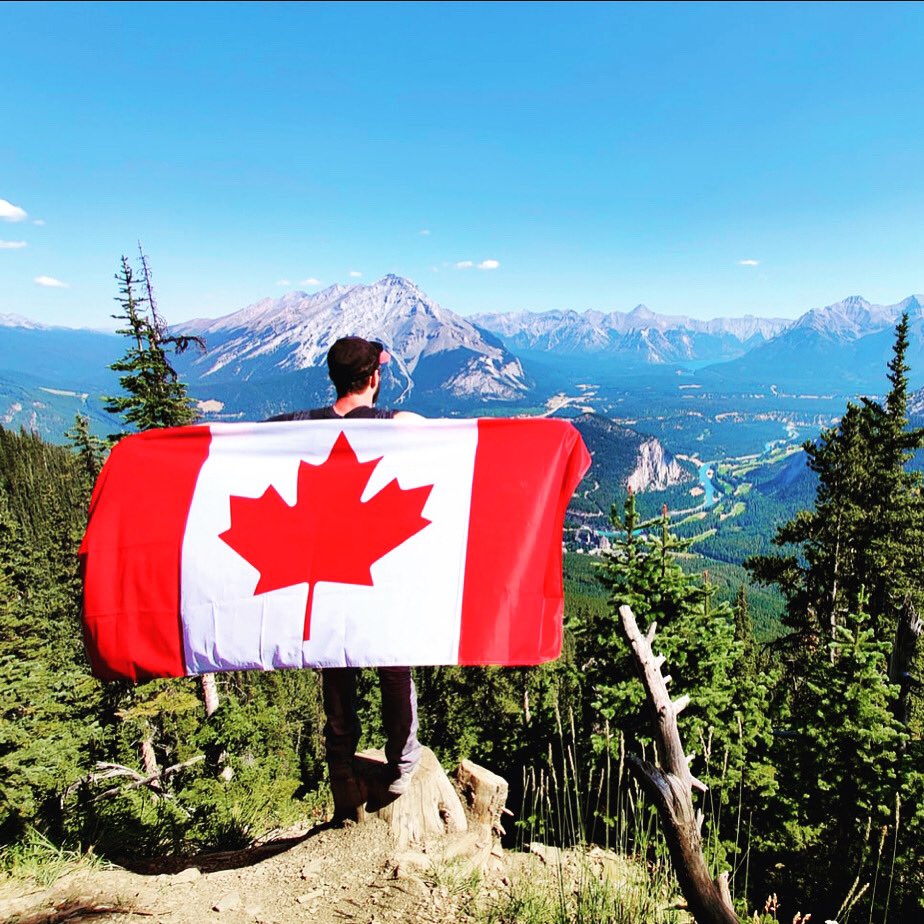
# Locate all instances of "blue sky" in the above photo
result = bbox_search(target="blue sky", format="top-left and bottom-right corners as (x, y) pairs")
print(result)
(2, 1), (923, 328)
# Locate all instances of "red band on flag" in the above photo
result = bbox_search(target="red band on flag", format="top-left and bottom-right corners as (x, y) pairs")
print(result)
(458, 419), (591, 665)
(80, 426), (212, 680)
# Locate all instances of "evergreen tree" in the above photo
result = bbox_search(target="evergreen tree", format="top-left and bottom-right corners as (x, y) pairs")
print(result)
(749, 314), (924, 648)
(733, 585), (758, 681)
(765, 606), (912, 919)
(65, 413), (107, 495)
(103, 250), (203, 433)
(75, 252), (336, 857)
(745, 315), (924, 917)
(0, 432), (101, 842)
(584, 494), (776, 869)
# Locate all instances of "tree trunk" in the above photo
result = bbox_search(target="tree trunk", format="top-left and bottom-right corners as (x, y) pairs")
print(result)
(201, 672), (233, 781)
(889, 597), (922, 729)
(456, 759), (510, 835)
(140, 734), (159, 779)
(201, 672), (220, 717)
(618, 604), (740, 924)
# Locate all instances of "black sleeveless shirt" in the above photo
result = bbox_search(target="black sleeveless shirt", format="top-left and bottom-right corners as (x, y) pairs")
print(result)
(266, 406), (397, 422)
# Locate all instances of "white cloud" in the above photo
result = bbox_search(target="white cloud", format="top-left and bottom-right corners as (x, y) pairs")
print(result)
(32, 219), (45, 227)
(349, 270), (362, 278)
(34, 275), (68, 288)
(738, 259), (760, 267)
(457, 259), (500, 270)
(0, 240), (27, 250)
(275, 279), (291, 286)
(419, 229), (431, 236)
(0, 199), (28, 222)
(300, 277), (321, 286)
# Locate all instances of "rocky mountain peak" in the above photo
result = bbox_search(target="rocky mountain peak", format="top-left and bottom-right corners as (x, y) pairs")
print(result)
(628, 304), (656, 319)
(172, 276), (530, 402)
(794, 295), (877, 337)
(897, 294), (924, 316)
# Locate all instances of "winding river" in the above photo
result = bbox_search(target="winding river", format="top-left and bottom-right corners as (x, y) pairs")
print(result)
(698, 461), (718, 508)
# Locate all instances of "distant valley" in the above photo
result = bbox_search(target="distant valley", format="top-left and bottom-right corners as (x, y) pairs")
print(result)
(3, 276), (923, 625)
(8, 274), (924, 634)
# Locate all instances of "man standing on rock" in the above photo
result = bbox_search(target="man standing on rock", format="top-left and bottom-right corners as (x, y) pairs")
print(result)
(267, 336), (423, 820)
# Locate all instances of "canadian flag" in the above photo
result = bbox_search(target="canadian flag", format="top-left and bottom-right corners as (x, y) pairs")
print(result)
(80, 418), (590, 681)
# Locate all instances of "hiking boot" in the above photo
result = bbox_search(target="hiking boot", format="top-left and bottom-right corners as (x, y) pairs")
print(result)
(330, 775), (366, 823)
(386, 761), (419, 796)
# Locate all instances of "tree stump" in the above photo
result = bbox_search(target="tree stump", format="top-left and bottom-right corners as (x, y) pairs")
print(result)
(455, 759), (510, 836)
(352, 746), (467, 850)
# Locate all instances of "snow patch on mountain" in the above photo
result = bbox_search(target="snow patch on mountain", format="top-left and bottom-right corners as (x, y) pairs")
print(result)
(910, 386), (924, 418)
(0, 313), (47, 330)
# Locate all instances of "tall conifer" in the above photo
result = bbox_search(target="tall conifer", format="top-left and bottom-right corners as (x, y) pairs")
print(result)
(746, 314), (924, 918)
(103, 249), (202, 433)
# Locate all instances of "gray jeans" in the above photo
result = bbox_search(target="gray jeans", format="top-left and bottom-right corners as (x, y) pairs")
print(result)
(321, 667), (421, 781)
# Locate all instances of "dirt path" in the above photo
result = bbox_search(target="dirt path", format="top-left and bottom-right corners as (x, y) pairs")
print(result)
(1, 817), (513, 924)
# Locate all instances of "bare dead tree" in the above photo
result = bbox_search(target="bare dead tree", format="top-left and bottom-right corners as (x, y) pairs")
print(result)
(618, 604), (740, 924)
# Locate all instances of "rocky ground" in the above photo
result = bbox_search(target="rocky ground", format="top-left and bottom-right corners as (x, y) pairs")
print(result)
(0, 820), (669, 924)
(1, 818), (445, 923)
(1, 814), (506, 924)
(1, 750), (677, 924)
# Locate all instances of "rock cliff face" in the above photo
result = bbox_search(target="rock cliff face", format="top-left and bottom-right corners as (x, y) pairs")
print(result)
(570, 413), (692, 518)
(626, 437), (690, 493)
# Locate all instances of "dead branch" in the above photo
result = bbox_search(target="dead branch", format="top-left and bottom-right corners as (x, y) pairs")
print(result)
(88, 755), (205, 802)
(13, 900), (155, 924)
(619, 604), (740, 924)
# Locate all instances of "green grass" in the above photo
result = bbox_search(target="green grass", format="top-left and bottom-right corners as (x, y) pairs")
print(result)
(675, 511), (708, 527)
(474, 723), (687, 924)
(0, 828), (111, 889)
(478, 852), (686, 924)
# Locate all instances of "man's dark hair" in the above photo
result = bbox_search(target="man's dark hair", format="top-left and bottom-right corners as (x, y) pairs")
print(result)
(327, 336), (387, 398)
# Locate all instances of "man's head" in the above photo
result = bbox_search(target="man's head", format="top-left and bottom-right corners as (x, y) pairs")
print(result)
(326, 336), (391, 400)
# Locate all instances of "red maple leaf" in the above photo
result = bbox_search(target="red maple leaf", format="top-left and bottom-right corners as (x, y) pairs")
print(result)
(218, 431), (433, 641)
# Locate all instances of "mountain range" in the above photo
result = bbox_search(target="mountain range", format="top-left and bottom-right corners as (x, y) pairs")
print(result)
(170, 281), (924, 408)
(471, 304), (789, 363)
(702, 295), (924, 391)
(2, 277), (924, 439)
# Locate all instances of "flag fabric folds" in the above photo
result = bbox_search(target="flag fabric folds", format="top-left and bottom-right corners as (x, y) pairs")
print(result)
(79, 418), (591, 681)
